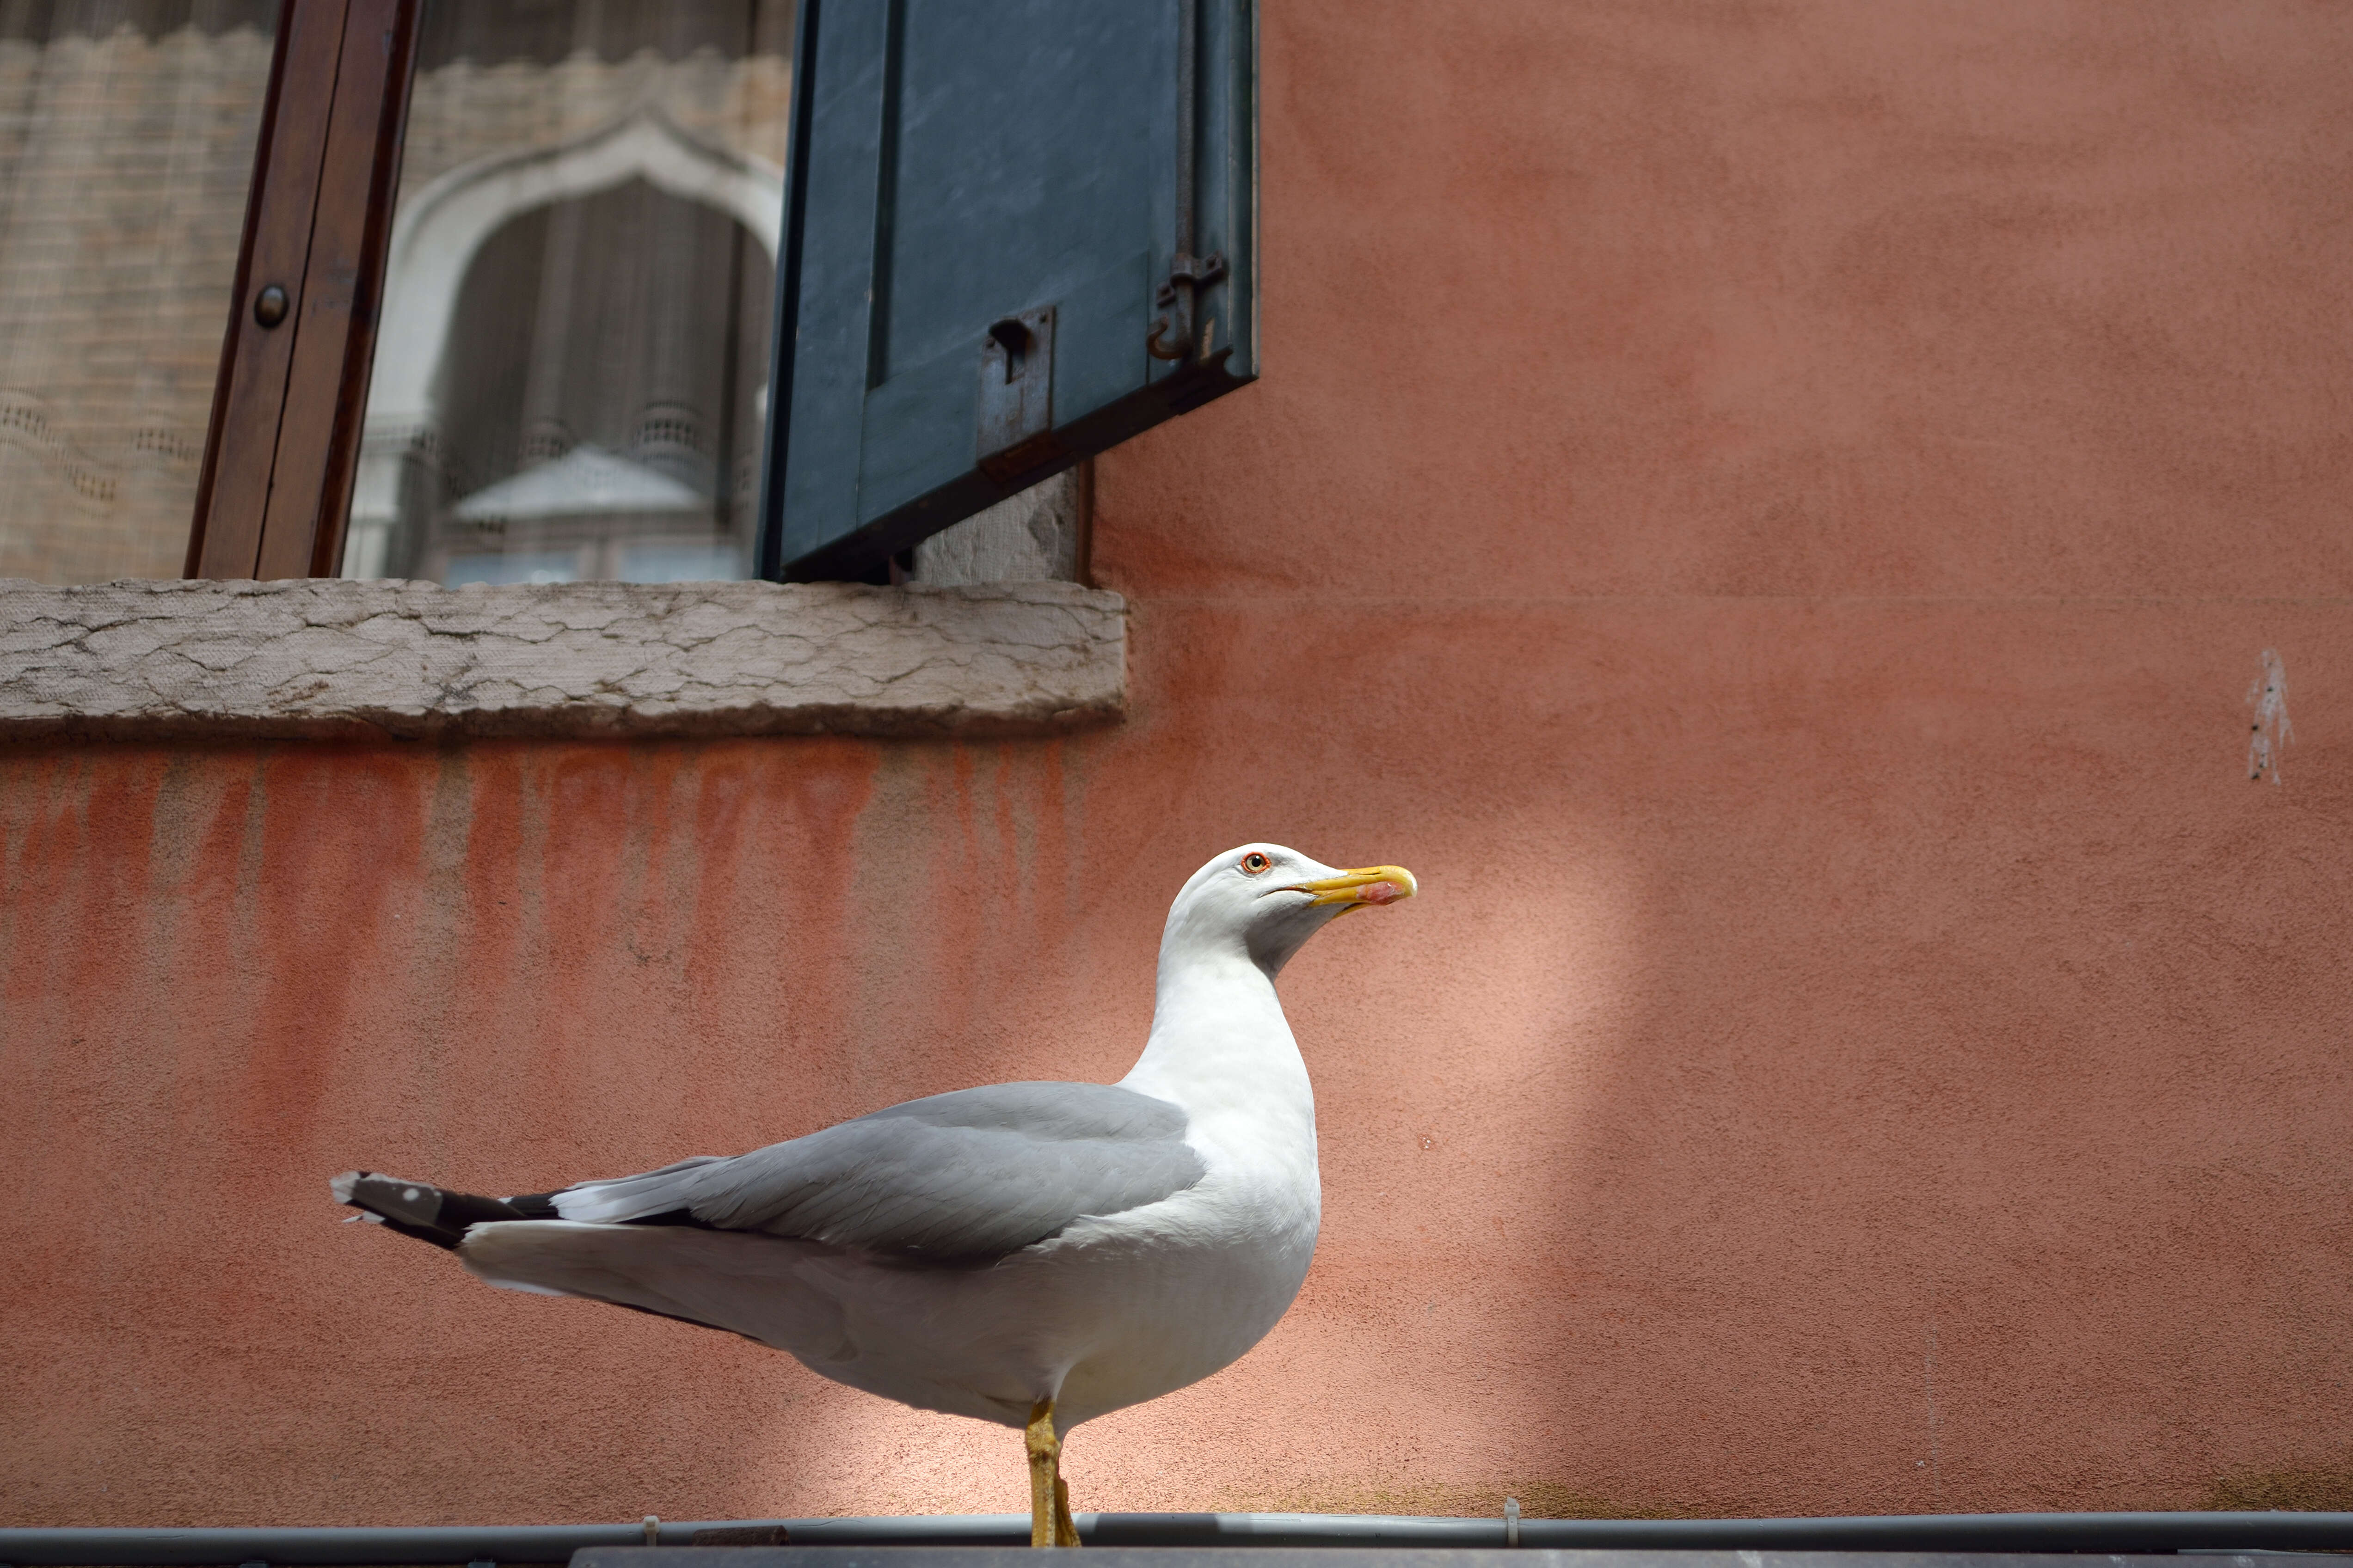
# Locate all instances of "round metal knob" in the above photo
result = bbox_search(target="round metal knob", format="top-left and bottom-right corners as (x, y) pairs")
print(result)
(253, 284), (289, 328)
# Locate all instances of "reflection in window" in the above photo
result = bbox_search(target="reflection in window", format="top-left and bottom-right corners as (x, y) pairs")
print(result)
(0, 0), (277, 584)
(345, 0), (791, 585)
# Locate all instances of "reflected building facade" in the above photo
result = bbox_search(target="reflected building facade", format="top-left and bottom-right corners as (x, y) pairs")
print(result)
(0, 0), (790, 587)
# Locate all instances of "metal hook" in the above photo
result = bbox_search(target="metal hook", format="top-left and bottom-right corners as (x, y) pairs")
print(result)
(1146, 252), (1228, 363)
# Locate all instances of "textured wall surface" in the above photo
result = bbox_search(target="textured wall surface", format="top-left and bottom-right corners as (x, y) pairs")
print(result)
(0, 578), (1124, 740)
(7, 0), (2353, 1531)
(912, 469), (1089, 588)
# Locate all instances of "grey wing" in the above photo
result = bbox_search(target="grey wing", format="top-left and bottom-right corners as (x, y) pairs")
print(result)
(549, 1082), (1207, 1261)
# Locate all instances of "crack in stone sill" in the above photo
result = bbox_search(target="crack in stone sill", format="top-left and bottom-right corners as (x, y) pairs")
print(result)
(1, 578), (1125, 742)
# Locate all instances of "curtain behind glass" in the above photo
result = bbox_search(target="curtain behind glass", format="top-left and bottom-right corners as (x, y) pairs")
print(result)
(0, 0), (277, 583)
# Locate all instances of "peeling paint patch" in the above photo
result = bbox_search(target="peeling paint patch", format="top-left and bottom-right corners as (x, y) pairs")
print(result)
(2246, 649), (2291, 784)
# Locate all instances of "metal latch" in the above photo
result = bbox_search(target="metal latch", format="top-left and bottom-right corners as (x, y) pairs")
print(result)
(1148, 0), (1224, 366)
(1148, 251), (1225, 362)
(977, 305), (1063, 485)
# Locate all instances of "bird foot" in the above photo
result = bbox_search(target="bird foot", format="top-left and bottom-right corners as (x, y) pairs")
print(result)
(1026, 1399), (1080, 1547)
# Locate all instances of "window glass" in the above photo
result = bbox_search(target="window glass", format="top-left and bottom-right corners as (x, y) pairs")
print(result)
(0, 0), (277, 583)
(343, 0), (791, 586)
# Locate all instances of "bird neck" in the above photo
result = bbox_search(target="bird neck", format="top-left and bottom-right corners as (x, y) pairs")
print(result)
(1119, 943), (1315, 1132)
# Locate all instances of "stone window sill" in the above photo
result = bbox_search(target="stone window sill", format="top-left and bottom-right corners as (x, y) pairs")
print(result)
(0, 576), (1125, 742)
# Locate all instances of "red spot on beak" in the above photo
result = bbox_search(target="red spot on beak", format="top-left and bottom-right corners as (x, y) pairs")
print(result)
(1356, 881), (1404, 906)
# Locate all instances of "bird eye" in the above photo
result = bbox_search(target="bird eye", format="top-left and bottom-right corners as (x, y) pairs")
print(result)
(1241, 852), (1271, 874)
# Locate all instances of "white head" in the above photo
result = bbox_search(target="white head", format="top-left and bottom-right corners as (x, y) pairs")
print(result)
(1161, 842), (1418, 980)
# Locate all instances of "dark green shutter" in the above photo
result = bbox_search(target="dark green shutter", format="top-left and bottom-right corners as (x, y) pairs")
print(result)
(758, 0), (1256, 582)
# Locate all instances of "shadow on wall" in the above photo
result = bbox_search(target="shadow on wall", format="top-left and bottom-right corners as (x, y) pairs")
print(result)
(1497, 617), (2353, 1519)
(4, 605), (2352, 1524)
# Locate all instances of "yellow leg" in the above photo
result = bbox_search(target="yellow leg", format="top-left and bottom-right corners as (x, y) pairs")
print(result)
(1026, 1399), (1061, 1547)
(1025, 1398), (1084, 1548)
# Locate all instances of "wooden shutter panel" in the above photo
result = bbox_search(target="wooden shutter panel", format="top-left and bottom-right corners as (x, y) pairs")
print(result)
(760, 0), (1256, 582)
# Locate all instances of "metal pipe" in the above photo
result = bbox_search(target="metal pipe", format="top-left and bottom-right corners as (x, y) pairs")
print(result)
(3, 1511), (2350, 1563)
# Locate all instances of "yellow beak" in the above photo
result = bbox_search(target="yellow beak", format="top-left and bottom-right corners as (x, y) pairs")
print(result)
(1284, 864), (1418, 913)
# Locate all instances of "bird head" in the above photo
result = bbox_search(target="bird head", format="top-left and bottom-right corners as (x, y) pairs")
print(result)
(1162, 842), (1418, 978)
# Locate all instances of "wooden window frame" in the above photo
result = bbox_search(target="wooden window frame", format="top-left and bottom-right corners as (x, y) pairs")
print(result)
(185, 0), (423, 581)
(174, 0), (1216, 589)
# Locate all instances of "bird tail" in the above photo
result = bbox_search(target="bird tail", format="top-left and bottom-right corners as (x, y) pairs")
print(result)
(331, 1170), (557, 1250)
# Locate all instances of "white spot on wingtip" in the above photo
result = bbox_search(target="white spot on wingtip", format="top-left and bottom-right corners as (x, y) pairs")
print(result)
(402, 1187), (421, 1201)
(2248, 649), (2292, 785)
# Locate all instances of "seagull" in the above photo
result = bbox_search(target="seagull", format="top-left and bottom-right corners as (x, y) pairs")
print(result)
(333, 843), (1415, 1547)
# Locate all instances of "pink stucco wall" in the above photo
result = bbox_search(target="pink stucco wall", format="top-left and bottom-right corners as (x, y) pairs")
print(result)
(7, 0), (2353, 1526)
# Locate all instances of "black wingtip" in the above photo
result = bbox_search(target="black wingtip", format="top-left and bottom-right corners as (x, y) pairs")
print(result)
(334, 1170), (470, 1249)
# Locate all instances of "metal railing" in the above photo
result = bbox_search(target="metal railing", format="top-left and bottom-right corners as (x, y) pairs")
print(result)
(4, 1511), (2352, 1562)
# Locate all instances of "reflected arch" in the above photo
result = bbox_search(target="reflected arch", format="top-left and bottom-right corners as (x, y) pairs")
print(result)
(347, 111), (784, 576)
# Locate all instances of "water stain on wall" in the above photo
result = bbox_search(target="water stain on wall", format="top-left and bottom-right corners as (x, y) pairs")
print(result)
(2206, 1461), (2353, 1512)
